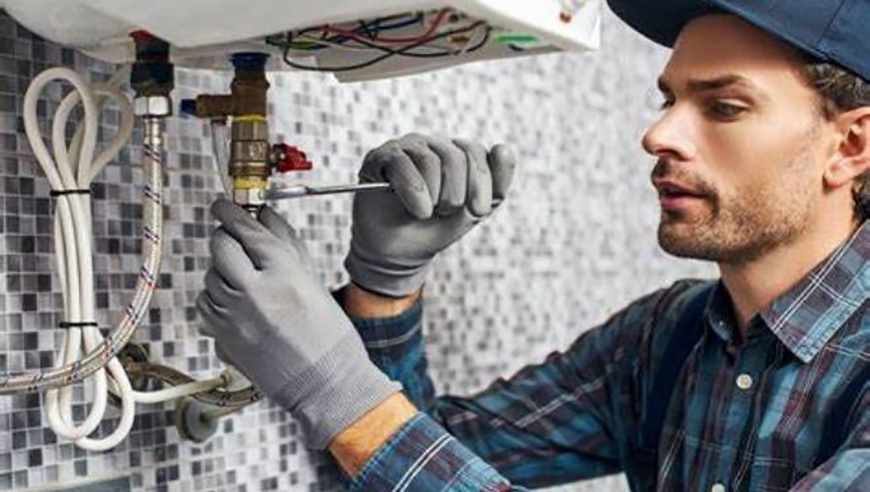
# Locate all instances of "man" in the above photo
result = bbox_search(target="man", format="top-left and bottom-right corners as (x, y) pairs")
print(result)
(197, 1), (869, 490)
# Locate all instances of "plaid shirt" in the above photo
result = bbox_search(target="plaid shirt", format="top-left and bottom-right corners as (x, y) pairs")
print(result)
(346, 222), (869, 491)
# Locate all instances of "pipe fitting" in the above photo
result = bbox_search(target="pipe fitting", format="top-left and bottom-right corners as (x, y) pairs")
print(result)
(133, 95), (172, 117)
(184, 54), (269, 120)
(192, 53), (272, 209)
(175, 398), (219, 444)
(130, 31), (174, 98)
(130, 31), (174, 118)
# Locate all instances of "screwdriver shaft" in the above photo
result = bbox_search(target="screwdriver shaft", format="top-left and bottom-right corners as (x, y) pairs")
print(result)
(266, 182), (391, 201)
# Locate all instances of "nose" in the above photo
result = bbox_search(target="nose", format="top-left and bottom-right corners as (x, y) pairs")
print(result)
(641, 106), (695, 161)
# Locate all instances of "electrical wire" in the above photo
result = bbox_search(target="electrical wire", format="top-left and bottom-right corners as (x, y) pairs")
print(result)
(285, 12), (428, 48)
(322, 8), (450, 44)
(357, 20), (375, 40)
(273, 10), (458, 54)
(365, 14), (424, 36)
(281, 22), (490, 73)
(295, 32), (455, 56)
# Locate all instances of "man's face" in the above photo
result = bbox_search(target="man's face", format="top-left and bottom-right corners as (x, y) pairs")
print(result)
(643, 15), (833, 265)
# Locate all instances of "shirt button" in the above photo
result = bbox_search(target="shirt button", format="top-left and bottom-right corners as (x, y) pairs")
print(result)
(736, 374), (753, 390)
(711, 484), (726, 492)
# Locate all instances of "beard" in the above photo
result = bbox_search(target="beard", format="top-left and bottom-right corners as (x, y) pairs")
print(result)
(654, 150), (815, 266)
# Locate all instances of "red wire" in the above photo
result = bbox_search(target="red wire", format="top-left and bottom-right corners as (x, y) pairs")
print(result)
(322, 8), (451, 44)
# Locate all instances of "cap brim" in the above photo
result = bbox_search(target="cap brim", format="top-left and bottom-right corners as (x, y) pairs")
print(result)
(607, 0), (723, 47)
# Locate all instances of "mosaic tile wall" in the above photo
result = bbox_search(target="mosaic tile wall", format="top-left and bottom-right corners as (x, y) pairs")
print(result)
(0, 8), (715, 492)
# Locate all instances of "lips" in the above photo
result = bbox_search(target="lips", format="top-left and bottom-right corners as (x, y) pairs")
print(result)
(653, 179), (707, 211)
(653, 179), (706, 199)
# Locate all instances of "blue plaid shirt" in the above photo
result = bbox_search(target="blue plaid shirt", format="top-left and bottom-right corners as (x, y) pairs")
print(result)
(345, 222), (868, 491)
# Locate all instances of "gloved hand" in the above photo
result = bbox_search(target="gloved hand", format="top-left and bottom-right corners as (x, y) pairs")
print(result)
(197, 199), (402, 449)
(345, 133), (517, 297)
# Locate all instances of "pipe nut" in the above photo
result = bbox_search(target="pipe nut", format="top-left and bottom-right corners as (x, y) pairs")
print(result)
(134, 95), (173, 117)
(232, 187), (267, 207)
(231, 120), (269, 141)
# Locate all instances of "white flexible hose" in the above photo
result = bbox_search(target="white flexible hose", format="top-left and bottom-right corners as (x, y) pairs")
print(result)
(23, 66), (229, 451)
(23, 67), (135, 450)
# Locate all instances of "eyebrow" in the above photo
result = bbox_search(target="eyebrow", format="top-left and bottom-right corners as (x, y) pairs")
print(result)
(657, 74), (769, 101)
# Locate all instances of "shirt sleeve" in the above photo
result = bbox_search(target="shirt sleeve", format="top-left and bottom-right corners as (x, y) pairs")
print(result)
(791, 389), (869, 491)
(344, 285), (678, 490)
(350, 413), (528, 492)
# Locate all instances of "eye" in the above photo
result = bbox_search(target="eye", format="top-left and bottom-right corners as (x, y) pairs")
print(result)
(709, 100), (747, 119)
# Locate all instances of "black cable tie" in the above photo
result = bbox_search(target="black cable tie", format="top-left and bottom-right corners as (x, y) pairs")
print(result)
(59, 321), (99, 329)
(50, 189), (92, 197)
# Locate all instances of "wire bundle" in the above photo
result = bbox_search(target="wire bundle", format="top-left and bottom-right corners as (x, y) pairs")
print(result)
(271, 9), (493, 72)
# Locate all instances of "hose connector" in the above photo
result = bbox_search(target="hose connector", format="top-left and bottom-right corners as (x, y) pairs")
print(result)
(130, 31), (174, 118)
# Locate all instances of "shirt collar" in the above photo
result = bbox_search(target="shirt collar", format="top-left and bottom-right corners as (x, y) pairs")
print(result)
(759, 221), (869, 363)
(706, 283), (738, 345)
(703, 222), (868, 362)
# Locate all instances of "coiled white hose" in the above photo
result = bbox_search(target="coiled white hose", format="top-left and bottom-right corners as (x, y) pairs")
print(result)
(21, 66), (225, 450)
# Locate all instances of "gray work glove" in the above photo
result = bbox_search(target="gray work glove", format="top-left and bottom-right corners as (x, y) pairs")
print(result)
(197, 199), (402, 449)
(345, 134), (517, 297)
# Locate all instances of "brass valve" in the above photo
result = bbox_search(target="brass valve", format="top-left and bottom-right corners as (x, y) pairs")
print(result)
(183, 53), (317, 209)
(182, 53), (272, 209)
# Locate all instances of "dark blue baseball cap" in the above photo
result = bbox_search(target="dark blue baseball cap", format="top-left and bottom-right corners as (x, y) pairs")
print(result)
(607, 0), (870, 82)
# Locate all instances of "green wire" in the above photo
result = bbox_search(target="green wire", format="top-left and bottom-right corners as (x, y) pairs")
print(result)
(495, 33), (540, 45)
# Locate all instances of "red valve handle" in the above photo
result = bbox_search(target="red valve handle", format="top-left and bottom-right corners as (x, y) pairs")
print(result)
(273, 143), (313, 173)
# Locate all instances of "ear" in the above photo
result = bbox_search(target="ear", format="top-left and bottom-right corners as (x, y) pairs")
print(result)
(826, 108), (870, 189)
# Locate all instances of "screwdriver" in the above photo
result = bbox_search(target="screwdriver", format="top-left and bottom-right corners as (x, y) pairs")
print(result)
(265, 182), (391, 201)
(265, 182), (504, 208)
